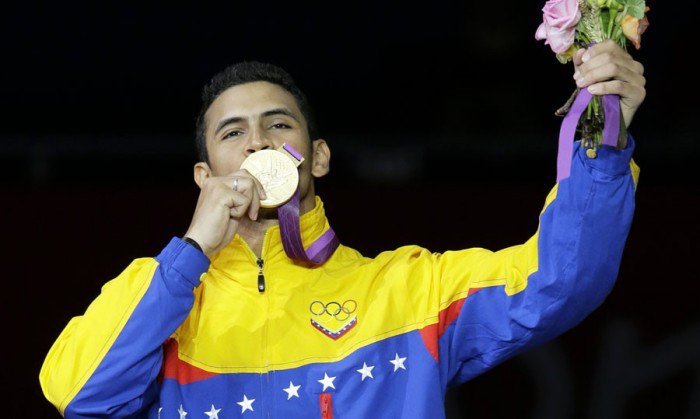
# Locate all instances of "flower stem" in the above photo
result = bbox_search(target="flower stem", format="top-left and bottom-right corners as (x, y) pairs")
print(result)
(599, 14), (607, 40)
(579, 32), (591, 44)
(608, 8), (618, 38)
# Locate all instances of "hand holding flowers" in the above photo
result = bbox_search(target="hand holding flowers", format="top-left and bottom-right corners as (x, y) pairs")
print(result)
(535, 0), (650, 154)
(572, 40), (646, 148)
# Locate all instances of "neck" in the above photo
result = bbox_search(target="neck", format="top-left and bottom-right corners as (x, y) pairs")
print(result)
(237, 217), (277, 258)
(238, 191), (318, 258)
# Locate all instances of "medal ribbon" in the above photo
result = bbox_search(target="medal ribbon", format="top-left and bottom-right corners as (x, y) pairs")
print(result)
(556, 42), (621, 183)
(556, 89), (620, 182)
(276, 145), (340, 265)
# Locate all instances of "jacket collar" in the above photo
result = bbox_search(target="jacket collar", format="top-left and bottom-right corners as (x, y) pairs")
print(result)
(210, 195), (332, 267)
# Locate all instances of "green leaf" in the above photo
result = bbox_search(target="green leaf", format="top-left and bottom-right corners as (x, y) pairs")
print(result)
(619, 0), (645, 18)
(556, 53), (571, 64)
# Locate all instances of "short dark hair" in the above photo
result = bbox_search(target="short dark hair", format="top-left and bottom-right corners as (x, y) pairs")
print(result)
(195, 61), (318, 163)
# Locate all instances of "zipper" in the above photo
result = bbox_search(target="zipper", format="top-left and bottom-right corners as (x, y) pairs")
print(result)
(256, 238), (271, 416)
(320, 393), (333, 419)
(239, 233), (271, 415)
(257, 258), (265, 293)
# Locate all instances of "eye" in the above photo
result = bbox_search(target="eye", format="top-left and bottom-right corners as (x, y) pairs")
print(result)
(270, 123), (291, 129)
(222, 130), (243, 140)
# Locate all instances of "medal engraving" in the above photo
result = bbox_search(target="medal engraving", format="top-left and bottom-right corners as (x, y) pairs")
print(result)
(240, 148), (299, 208)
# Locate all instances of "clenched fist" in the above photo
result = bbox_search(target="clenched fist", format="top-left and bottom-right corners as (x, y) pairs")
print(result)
(572, 39), (647, 131)
(184, 169), (266, 257)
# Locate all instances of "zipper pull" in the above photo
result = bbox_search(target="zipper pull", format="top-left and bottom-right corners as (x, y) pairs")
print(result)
(257, 258), (265, 293)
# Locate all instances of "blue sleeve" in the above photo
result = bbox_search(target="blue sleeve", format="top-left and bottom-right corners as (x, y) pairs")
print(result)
(40, 237), (209, 418)
(436, 133), (639, 387)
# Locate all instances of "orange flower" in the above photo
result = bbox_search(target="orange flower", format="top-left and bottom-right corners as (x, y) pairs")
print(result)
(621, 6), (650, 50)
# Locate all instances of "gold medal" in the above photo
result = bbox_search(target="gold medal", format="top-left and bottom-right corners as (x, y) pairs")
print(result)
(240, 143), (304, 208)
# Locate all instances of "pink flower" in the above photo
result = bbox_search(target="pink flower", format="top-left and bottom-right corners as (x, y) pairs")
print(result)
(535, 0), (581, 54)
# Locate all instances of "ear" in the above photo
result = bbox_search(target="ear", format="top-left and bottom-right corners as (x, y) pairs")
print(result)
(193, 161), (212, 189)
(310, 139), (330, 178)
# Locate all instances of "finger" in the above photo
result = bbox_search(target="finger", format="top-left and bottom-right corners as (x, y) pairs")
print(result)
(586, 80), (646, 103)
(576, 41), (630, 76)
(576, 52), (640, 84)
(227, 170), (266, 199)
(229, 177), (258, 221)
(254, 177), (267, 200)
(573, 47), (586, 69)
(576, 61), (646, 89)
(578, 50), (637, 76)
(581, 39), (623, 63)
(221, 189), (252, 219)
(630, 60), (644, 76)
(239, 169), (267, 200)
(248, 187), (261, 221)
(227, 175), (256, 195)
(210, 175), (243, 194)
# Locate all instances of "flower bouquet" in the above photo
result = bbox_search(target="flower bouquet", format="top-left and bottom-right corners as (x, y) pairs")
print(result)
(535, 0), (650, 180)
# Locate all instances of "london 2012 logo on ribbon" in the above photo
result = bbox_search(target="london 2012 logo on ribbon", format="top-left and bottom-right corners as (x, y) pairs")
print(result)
(309, 300), (358, 340)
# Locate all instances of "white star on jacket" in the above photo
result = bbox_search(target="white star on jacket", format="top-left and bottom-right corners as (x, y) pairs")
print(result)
(237, 395), (255, 413)
(390, 353), (407, 371)
(283, 381), (301, 399)
(356, 362), (375, 381)
(177, 404), (187, 419)
(318, 373), (336, 391)
(204, 404), (221, 418)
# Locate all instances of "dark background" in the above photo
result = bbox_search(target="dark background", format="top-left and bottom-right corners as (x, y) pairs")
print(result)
(3, 1), (699, 418)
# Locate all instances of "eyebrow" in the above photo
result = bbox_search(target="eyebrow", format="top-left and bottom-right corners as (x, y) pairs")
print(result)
(214, 107), (300, 135)
(262, 108), (300, 122)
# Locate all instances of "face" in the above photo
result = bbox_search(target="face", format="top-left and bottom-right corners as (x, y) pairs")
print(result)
(195, 81), (330, 214)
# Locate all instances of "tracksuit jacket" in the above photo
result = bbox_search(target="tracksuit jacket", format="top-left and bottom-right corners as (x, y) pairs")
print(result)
(40, 135), (640, 418)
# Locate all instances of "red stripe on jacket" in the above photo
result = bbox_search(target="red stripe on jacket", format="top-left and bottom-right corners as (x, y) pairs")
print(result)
(419, 288), (482, 361)
(158, 338), (218, 384)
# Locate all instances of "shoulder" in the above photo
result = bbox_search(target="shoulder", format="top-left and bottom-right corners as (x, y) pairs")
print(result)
(331, 243), (436, 272)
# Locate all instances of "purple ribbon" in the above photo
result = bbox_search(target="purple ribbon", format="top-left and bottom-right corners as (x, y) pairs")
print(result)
(283, 143), (304, 161)
(277, 182), (339, 265)
(556, 89), (620, 182)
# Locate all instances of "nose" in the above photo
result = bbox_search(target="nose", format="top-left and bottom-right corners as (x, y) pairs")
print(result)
(245, 127), (273, 156)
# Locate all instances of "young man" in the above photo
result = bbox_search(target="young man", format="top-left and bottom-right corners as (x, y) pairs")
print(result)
(40, 40), (644, 418)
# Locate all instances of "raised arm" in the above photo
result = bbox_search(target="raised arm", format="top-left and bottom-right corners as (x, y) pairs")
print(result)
(431, 133), (639, 387)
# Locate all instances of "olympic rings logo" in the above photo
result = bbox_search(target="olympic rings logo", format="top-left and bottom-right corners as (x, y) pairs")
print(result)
(309, 300), (357, 321)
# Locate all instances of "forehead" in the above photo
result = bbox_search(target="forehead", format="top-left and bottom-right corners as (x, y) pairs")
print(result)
(205, 81), (303, 128)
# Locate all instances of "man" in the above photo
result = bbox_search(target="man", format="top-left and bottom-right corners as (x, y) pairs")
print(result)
(40, 40), (644, 418)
